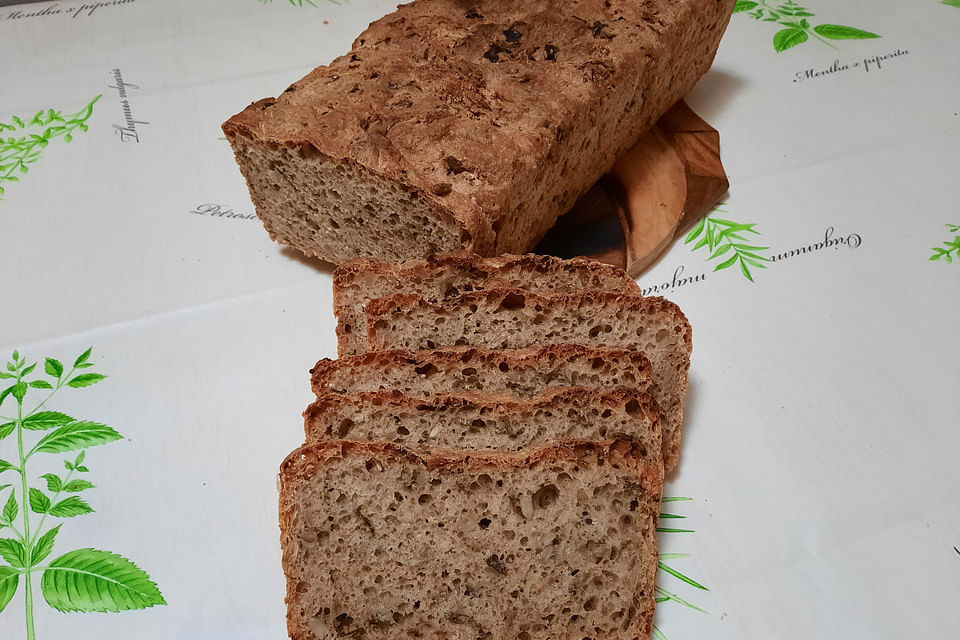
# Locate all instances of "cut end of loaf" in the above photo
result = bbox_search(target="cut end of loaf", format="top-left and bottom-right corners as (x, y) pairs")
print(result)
(280, 440), (661, 640)
(221, 127), (472, 263)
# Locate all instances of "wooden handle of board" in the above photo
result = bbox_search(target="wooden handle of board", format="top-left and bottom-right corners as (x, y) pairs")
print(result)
(535, 100), (729, 278)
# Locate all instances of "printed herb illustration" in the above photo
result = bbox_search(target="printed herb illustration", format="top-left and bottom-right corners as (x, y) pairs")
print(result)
(929, 224), (960, 263)
(0, 95), (100, 201)
(733, 0), (880, 52)
(942, 0), (960, 8)
(654, 497), (709, 640)
(684, 206), (771, 282)
(0, 348), (165, 639)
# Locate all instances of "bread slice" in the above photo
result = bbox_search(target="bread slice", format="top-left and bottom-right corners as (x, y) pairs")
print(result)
(222, 1), (734, 263)
(311, 345), (652, 401)
(333, 253), (639, 355)
(364, 289), (691, 470)
(279, 440), (662, 640)
(304, 388), (661, 462)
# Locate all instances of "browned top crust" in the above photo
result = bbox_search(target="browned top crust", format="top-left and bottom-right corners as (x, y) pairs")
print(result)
(310, 344), (653, 391)
(281, 438), (659, 483)
(304, 385), (662, 428)
(224, 0), (735, 252)
(332, 251), (640, 296)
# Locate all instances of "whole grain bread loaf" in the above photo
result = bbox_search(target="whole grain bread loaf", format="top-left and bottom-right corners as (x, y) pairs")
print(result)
(334, 252), (639, 355)
(279, 439), (662, 640)
(222, 0), (735, 263)
(304, 388), (661, 462)
(364, 289), (691, 470)
(312, 344), (652, 399)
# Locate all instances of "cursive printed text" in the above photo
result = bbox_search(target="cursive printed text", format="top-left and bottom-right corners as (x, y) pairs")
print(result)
(769, 226), (861, 262)
(191, 203), (258, 221)
(3, 0), (135, 20)
(639, 265), (707, 296)
(109, 68), (148, 142)
(794, 48), (909, 83)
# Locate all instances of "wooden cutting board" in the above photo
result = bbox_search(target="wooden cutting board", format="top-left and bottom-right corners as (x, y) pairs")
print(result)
(535, 101), (729, 277)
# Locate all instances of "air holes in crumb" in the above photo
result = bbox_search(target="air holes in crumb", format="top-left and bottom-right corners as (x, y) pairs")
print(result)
(625, 399), (641, 415)
(397, 426), (410, 436)
(499, 362), (510, 372)
(497, 293), (526, 311)
(534, 484), (559, 509)
(337, 419), (355, 437)
(584, 598), (597, 612)
(418, 494), (433, 505)
(414, 363), (438, 377)
(656, 328), (669, 342)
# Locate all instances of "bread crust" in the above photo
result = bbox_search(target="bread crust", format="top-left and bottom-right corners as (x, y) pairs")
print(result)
(223, 0), (735, 262)
(279, 439), (663, 640)
(362, 288), (692, 471)
(303, 386), (661, 444)
(311, 344), (653, 394)
(332, 252), (641, 355)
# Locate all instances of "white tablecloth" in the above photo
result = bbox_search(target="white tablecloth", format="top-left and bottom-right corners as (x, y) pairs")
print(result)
(1, 0), (958, 638)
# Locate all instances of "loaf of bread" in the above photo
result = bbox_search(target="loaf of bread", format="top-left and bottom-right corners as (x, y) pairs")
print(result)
(279, 439), (662, 640)
(334, 253), (638, 355)
(304, 388), (661, 460)
(312, 344), (652, 399)
(222, 0), (735, 263)
(363, 289), (691, 470)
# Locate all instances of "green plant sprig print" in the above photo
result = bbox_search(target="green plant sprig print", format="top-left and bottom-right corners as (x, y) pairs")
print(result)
(684, 206), (771, 282)
(734, 0), (879, 52)
(0, 348), (165, 639)
(653, 497), (709, 640)
(929, 224), (960, 263)
(942, 0), (960, 8)
(0, 95), (100, 201)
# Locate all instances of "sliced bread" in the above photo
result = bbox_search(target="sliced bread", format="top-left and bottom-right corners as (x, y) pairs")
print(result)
(334, 253), (639, 356)
(279, 439), (662, 640)
(304, 388), (661, 462)
(364, 289), (691, 470)
(311, 344), (652, 399)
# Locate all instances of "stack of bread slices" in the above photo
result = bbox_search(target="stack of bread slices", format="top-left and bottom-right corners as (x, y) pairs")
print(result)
(280, 252), (692, 640)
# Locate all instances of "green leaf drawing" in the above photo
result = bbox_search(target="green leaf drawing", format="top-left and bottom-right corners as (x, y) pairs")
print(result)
(813, 24), (880, 40)
(48, 496), (94, 518)
(1, 348), (164, 635)
(655, 498), (710, 639)
(63, 479), (95, 492)
(929, 224), (960, 263)
(29, 488), (51, 514)
(41, 473), (63, 492)
(1, 537), (28, 568)
(22, 411), (75, 431)
(31, 421), (122, 455)
(3, 492), (17, 522)
(32, 525), (61, 565)
(685, 206), (770, 281)
(0, 95), (100, 201)
(66, 373), (107, 388)
(735, 0), (880, 52)
(943, 0), (960, 7)
(260, 0), (322, 5)
(41, 548), (167, 612)
(44, 358), (64, 378)
(0, 565), (18, 613)
(773, 28), (808, 51)
(73, 348), (93, 368)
